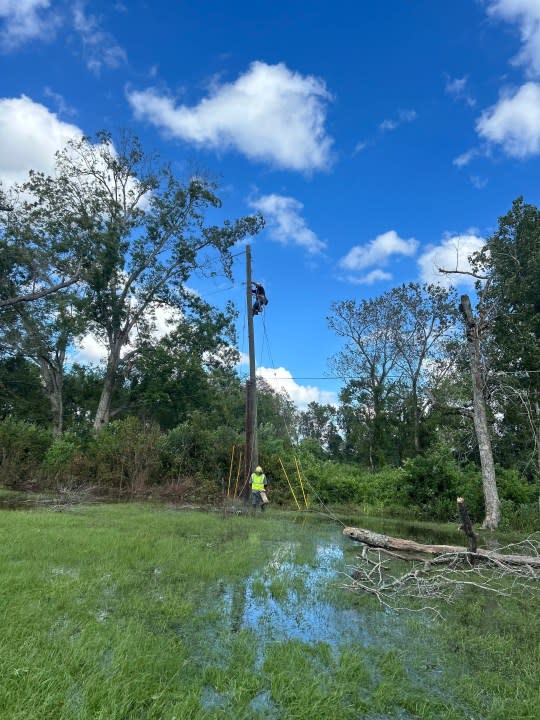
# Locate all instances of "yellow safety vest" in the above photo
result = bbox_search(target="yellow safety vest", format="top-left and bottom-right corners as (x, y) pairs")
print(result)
(251, 472), (266, 491)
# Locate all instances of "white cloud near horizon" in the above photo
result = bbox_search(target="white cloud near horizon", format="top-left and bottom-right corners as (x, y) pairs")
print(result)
(0, 95), (82, 186)
(339, 230), (418, 284)
(127, 61), (334, 172)
(418, 234), (485, 287)
(256, 366), (337, 409)
(0, 0), (59, 49)
(249, 193), (326, 254)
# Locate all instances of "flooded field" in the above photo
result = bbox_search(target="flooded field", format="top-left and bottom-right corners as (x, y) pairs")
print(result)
(1, 501), (538, 719)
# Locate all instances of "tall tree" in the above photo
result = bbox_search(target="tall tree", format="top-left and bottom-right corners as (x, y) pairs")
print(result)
(328, 296), (403, 469)
(474, 198), (540, 481)
(13, 131), (263, 431)
(392, 283), (460, 454)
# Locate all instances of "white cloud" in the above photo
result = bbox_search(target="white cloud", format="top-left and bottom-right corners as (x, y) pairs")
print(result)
(72, 333), (108, 365)
(340, 230), (418, 273)
(343, 269), (392, 285)
(470, 175), (488, 189)
(418, 234), (485, 287)
(379, 109), (417, 132)
(453, 148), (479, 167)
(43, 87), (77, 117)
(0, 95), (82, 186)
(127, 61), (333, 172)
(476, 81), (540, 157)
(72, 305), (182, 366)
(353, 141), (367, 154)
(487, 0), (540, 77)
(257, 366), (337, 409)
(72, 0), (127, 74)
(249, 193), (325, 254)
(445, 75), (476, 107)
(0, 0), (59, 49)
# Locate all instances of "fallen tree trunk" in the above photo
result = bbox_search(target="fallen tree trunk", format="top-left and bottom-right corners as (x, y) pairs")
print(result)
(343, 527), (540, 569)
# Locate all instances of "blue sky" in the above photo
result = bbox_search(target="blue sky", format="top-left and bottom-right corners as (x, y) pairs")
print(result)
(2, 0), (540, 408)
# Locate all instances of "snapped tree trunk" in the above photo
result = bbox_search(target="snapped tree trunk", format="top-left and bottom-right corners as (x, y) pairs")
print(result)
(460, 294), (500, 529)
(343, 525), (540, 568)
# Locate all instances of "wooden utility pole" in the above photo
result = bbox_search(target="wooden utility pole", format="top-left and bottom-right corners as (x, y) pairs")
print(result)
(242, 245), (258, 498)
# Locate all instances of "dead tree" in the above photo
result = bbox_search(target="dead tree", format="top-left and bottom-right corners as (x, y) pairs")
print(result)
(439, 263), (501, 530)
(342, 499), (540, 612)
(459, 294), (500, 529)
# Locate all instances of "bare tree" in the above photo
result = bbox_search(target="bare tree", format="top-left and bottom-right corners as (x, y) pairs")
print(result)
(459, 294), (500, 529)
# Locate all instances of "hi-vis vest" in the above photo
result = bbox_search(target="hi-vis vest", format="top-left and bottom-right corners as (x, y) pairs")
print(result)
(251, 472), (266, 491)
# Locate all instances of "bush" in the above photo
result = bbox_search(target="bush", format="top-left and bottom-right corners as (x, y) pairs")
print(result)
(499, 500), (539, 532)
(402, 447), (484, 521)
(496, 466), (538, 505)
(0, 418), (52, 488)
(87, 418), (163, 492)
(42, 433), (85, 487)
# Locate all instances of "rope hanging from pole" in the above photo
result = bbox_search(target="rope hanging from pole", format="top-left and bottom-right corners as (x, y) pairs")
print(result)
(279, 457), (301, 511)
(227, 445), (235, 497)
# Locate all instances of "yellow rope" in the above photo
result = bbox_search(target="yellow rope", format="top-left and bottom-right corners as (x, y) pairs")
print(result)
(294, 455), (309, 509)
(279, 457), (301, 511)
(227, 445), (235, 497)
(233, 450), (243, 498)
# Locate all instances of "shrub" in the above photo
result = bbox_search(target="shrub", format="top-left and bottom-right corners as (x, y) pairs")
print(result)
(402, 447), (484, 521)
(496, 466), (538, 505)
(0, 418), (52, 488)
(42, 433), (84, 487)
(87, 418), (163, 492)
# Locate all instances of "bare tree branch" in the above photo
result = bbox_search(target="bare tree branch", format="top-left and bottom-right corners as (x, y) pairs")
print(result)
(0, 267), (81, 309)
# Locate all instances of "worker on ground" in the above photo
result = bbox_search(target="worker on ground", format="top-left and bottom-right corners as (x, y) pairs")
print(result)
(250, 465), (269, 511)
(251, 282), (268, 316)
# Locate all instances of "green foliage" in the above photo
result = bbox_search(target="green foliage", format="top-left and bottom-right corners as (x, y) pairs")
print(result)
(86, 417), (163, 492)
(495, 465), (537, 504)
(0, 418), (52, 487)
(402, 446), (484, 521)
(0, 355), (50, 424)
(41, 433), (86, 487)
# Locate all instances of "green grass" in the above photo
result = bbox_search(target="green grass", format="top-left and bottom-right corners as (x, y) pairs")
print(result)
(0, 503), (539, 719)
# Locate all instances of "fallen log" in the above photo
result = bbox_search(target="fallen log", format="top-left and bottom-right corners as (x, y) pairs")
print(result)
(343, 526), (540, 569)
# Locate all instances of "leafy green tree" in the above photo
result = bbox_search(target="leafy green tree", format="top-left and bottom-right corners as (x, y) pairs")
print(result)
(0, 354), (49, 424)
(392, 283), (460, 454)
(298, 401), (342, 458)
(9, 131), (263, 431)
(127, 297), (242, 429)
(328, 296), (403, 469)
(474, 198), (540, 481)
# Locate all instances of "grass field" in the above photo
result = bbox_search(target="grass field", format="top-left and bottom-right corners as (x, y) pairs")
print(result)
(1, 502), (539, 719)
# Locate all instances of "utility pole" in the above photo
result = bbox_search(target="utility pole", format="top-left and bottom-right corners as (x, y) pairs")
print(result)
(242, 245), (258, 499)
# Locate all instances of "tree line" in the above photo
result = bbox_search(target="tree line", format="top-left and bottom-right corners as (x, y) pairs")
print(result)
(1, 132), (538, 529)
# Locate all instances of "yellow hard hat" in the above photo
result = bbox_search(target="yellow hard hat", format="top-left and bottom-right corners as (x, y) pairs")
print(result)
(255, 466), (263, 473)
